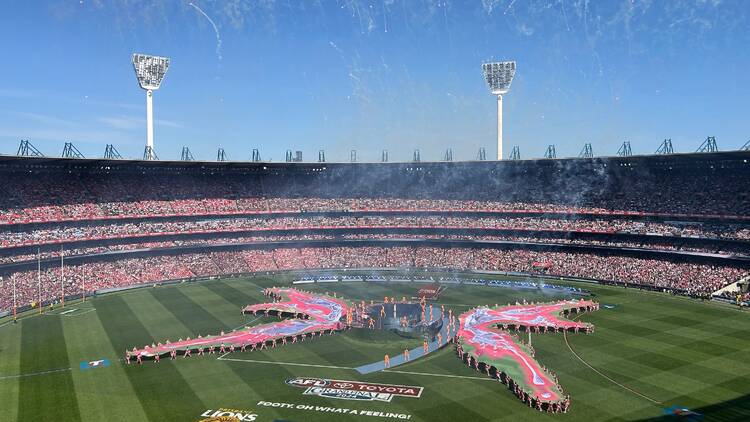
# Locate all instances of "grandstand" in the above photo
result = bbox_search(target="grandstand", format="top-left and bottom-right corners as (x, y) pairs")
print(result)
(1, 151), (749, 315)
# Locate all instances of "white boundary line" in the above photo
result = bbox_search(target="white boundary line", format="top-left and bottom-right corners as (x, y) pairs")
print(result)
(0, 367), (71, 381)
(63, 308), (96, 317)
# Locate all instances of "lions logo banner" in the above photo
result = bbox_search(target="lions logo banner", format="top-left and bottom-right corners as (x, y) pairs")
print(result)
(79, 359), (110, 371)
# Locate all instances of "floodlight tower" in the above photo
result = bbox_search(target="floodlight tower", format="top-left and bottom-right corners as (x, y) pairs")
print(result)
(482, 61), (516, 160)
(132, 53), (170, 160)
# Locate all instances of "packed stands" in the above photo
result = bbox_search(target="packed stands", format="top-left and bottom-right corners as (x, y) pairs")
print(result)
(2, 246), (746, 313)
(1, 152), (749, 314)
(3, 215), (750, 249)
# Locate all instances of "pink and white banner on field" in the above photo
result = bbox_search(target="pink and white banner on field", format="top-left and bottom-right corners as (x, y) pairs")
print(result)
(127, 288), (350, 358)
(456, 299), (598, 406)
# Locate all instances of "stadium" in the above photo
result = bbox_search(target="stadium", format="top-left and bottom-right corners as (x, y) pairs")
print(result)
(1, 150), (749, 421)
(3, 2), (750, 422)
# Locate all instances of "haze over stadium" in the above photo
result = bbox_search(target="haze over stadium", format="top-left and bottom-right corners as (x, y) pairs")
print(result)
(1, 2), (749, 422)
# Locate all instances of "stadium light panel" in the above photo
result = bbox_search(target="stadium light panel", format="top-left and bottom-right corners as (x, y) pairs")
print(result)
(482, 61), (516, 95)
(132, 54), (170, 90)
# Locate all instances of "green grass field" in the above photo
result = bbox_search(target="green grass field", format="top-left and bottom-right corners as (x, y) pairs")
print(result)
(1, 273), (749, 422)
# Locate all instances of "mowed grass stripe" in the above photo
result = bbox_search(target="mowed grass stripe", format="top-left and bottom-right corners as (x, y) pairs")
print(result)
(62, 306), (149, 422)
(190, 284), (251, 329)
(0, 322), (22, 422)
(148, 286), (279, 413)
(18, 315), (82, 421)
(202, 279), (265, 309)
(96, 294), (205, 422)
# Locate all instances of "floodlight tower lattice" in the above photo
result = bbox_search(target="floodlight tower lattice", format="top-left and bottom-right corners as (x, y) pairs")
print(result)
(482, 61), (516, 161)
(696, 136), (718, 153)
(579, 143), (593, 158)
(544, 144), (556, 159)
(132, 53), (170, 160)
(509, 146), (521, 160)
(17, 140), (44, 157)
(617, 141), (632, 157)
(62, 142), (84, 159)
(217, 148), (227, 162)
(656, 139), (674, 155)
(103, 144), (123, 159)
(477, 147), (487, 161)
(181, 146), (195, 161)
(444, 148), (453, 162)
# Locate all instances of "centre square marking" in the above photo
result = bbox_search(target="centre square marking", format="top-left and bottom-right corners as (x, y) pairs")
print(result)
(286, 377), (423, 402)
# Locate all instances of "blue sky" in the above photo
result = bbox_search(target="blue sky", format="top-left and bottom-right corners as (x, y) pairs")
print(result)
(0, 0), (748, 162)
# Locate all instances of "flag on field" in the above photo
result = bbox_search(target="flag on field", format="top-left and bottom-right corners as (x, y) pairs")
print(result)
(663, 405), (703, 420)
(80, 359), (110, 371)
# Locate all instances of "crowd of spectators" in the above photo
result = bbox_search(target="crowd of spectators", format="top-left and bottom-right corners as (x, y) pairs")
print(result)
(2, 215), (749, 249)
(2, 246), (746, 313)
(2, 230), (747, 267)
(1, 166), (749, 226)
(0, 234), (335, 264)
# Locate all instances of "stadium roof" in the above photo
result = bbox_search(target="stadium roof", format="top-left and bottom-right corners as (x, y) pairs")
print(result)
(0, 149), (749, 173)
